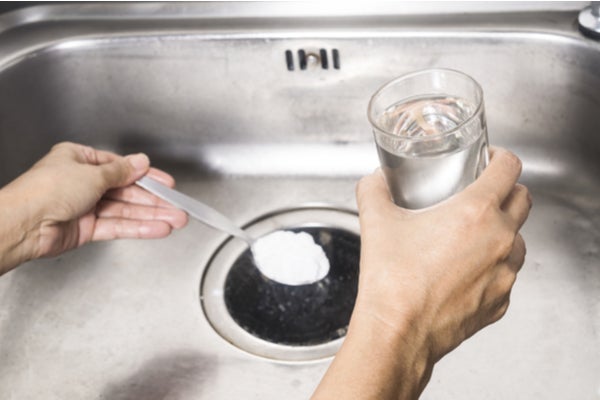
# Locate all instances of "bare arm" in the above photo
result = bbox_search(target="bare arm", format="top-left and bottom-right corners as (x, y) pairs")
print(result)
(0, 142), (188, 275)
(313, 147), (532, 399)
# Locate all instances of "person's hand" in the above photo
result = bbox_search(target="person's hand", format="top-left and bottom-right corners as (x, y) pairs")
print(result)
(356, 146), (531, 360)
(313, 147), (532, 400)
(0, 142), (188, 273)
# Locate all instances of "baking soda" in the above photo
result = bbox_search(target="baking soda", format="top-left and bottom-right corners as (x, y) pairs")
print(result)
(251, 230), (330, 286)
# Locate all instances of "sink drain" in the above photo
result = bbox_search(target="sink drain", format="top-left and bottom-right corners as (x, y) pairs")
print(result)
(200, 207), (360, 361)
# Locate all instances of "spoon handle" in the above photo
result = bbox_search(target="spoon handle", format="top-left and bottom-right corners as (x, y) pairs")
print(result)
(136, 176), (253, 244)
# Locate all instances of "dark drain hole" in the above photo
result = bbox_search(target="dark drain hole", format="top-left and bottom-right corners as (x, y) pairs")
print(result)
(285, 48), (340, 71)
(224, 227), (360, 346)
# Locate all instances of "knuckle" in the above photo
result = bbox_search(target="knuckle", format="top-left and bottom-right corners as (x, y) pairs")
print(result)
(486, 293), (511, 325)
(515, 234), (526, 254)
(494, 229), (516, 260)
(81, 145), (98, 164)
(499, 269), (518, 292)
(512, 183), (526, 197)
(461, 194), (496, 224)
(493, 300), (510, 322)
(506, 233), (527, 261)
(467, 291), (484, 314)
(515, 184), (532, 206)
(480, 192), (499, 210)
(501, 150), (523, 175)
(499, 297), (511, 316)
(510, 240), (527, 272)
(50, 141), (74, 153)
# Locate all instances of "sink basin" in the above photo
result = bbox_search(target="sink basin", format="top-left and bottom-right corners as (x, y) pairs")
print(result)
(0, 3), (599, 399)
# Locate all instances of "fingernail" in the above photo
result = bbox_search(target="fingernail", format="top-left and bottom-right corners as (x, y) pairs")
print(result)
(127, 153), (149, 172)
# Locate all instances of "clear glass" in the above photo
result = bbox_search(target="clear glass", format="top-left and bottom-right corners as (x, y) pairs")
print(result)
(367, 68), (489, 209)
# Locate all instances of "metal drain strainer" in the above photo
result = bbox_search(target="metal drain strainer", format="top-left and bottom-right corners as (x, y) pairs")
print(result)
(200, 207), (360, 361)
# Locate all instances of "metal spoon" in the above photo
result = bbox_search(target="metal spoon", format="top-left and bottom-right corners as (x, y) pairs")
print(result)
(135, 176), (253, 244)
(136, 176), (330, 286)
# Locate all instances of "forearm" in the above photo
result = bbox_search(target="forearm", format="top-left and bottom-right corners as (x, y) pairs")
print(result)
(312, 303), (433, 400)
(313, 149), (530, 399)
(0, 185), (40, 275)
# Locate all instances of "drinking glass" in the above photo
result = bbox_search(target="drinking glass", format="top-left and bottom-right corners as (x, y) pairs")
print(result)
(367, 68), (489, 209)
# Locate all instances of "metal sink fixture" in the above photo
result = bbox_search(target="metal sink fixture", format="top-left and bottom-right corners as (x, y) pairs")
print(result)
(0, 3), (599, 399)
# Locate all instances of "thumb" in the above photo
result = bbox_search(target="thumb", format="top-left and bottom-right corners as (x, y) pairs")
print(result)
(356, 169), (397, 217)
(99, 153), (150, 189)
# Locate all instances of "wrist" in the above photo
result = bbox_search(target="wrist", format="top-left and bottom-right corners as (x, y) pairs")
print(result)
(345, 298), (434, 399)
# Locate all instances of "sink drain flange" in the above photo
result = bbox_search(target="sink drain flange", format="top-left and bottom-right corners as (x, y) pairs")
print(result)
(200, 207), (360, 361)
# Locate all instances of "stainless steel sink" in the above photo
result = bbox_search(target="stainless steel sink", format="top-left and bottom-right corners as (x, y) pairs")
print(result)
(0, 3), (599, 399)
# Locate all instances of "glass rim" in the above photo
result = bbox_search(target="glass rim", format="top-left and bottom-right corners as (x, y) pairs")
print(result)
(367, 68), (484, 142)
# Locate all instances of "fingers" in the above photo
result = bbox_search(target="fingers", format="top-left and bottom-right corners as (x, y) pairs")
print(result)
(91, 170), (189, 242)
(97, 153), (150, 189)
(56, 142), (125, 168)
(76, 145), (120, 165)
(461, 147), (522, 205)
(146, 167), (176, 187)
(483, 234), (526, 303)
(51, 142), (174, 192)
(97, 153), (180, 193)
(91, 218), (174, 241)
(104, 185), (174, 208)
(67, 142), (150, 189)
(502, 183), (532, 231)
(505, 233), (526, 274)
(96, 200), (188, 229)
(488, 295), (511, 325)
(479, 233), (526, 328)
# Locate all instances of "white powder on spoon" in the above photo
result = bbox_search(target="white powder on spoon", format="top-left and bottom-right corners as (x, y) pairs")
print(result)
(251, 230), (330, 286)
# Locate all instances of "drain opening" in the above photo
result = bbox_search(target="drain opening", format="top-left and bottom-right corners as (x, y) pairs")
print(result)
(298, 49), (307, 70)
(201, 207), (360, 361)
(332, 48), (340, 69)
(224, 226), (359, 346)
(319, 48), (328, 69)
(285, 49), (294, 71)
(285, 48), (340, 71)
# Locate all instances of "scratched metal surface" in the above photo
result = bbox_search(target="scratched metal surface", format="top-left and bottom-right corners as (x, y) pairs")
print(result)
(0, 3), (598, 399)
